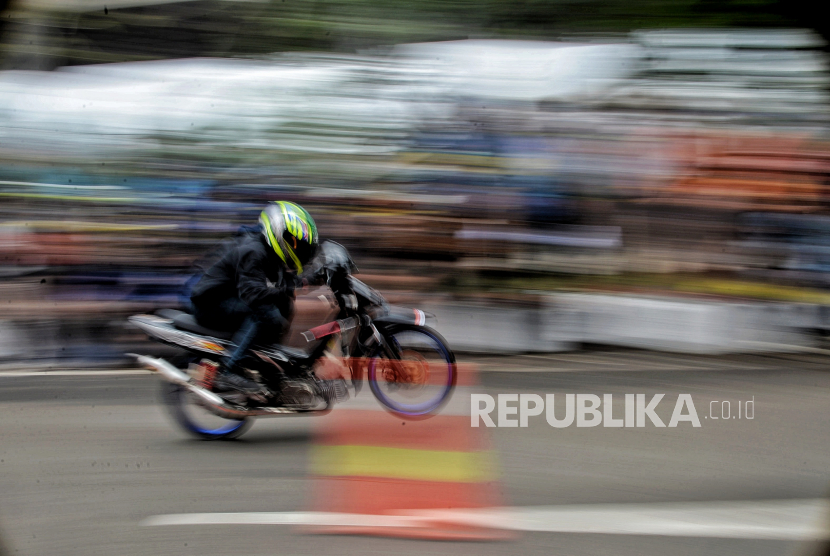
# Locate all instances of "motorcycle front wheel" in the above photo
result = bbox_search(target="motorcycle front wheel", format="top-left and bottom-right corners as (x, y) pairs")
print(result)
(160, 381), (252, 440)
(368, 325), (456, 418)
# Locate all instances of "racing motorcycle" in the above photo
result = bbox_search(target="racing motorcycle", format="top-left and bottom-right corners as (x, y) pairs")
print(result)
(129, 241), (456, 440)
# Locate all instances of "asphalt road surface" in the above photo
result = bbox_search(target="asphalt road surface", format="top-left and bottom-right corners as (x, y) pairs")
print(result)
(1, 352), (829, 556)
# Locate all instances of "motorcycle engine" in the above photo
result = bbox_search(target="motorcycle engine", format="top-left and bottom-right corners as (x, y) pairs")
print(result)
(278, 379), (318, 408)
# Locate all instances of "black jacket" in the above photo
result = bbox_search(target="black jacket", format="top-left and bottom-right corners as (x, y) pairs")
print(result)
(190, 229), (295, 316)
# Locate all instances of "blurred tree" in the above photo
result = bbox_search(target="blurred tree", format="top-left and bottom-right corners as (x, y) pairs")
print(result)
(1, 0), (828, 68)
(770, 0), (830, 48)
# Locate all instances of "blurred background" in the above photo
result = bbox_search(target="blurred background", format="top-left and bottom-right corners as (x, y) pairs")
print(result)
(3, 0), (830, 362)
(2, 3), (830, 556)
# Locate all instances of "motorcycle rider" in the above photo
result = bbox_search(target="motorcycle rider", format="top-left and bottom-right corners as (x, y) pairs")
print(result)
(190, 201), (319, 399)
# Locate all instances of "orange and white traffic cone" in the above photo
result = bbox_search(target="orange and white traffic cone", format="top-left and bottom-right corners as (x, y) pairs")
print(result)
(304, 363), (510, 540)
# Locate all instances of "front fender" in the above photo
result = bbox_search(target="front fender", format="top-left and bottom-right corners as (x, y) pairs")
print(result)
(348, 357), (366, 396)
(373, 306), (429, 328)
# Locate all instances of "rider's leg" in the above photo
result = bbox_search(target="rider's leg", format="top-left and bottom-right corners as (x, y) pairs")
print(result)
(224, 304), (289, 372)
(192, 298), (264, 395)
(224, 315), (258, 374)
(193, 298), (289, 395)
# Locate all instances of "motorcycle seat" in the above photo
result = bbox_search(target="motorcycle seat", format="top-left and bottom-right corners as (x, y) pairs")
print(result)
(172, 313), (234, 341)
(154, 310), (303, 355)
(258, 344), (309, 361)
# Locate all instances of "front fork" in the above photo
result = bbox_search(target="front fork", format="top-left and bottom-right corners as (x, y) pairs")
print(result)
(345, 321), (398, 395)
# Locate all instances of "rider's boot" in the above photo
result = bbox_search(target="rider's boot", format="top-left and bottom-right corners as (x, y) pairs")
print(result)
(213, 362), (268, 403)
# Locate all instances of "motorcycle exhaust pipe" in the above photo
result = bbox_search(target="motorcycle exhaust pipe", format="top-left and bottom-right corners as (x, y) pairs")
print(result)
(129, 354), (190, 385)
(128, 353), (229, 408)
(127, 354), (305, 419)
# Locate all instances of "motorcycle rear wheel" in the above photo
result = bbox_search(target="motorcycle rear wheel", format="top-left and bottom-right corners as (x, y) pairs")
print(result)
(160, 381), (253, 440)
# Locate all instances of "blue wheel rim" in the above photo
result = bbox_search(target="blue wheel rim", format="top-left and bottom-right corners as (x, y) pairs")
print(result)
(190, 419), (246, 436)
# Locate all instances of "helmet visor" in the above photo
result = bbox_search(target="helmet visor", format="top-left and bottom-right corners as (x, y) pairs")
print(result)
(283, 230), (317, 268)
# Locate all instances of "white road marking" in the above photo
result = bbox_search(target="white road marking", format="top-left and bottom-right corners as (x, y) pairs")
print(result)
(142, 498), (830, 540)
(0, 369), (153, 377)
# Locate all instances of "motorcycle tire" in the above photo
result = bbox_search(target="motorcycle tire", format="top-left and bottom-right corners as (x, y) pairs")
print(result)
(160, 381), (253, 440)
(368, 325), (456, 418)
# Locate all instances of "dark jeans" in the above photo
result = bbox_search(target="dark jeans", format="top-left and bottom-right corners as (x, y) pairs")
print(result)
(194, 298), (288, 373)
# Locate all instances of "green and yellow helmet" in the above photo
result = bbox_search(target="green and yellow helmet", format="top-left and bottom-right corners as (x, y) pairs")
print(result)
(259, 201), (319, 272)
